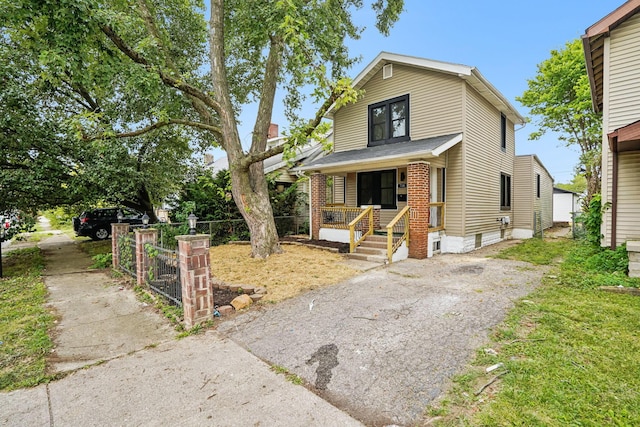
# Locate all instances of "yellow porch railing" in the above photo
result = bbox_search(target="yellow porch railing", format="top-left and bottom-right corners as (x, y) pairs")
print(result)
(348, 206), (373, 253)
(321, 206), (365, 229)
(386, 206), (410, 263)
(428, 202), (446, 232)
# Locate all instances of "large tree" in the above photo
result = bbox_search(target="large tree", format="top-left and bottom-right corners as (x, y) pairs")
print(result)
(517, 39), (602, 206)
(1, 0), (404, 258)
(0, 34), (191, 218)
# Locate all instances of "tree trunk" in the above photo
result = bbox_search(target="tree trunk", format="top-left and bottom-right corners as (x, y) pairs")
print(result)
(229, 159), (282, 258)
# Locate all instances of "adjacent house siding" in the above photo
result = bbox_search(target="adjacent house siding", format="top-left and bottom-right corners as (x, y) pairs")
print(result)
(333, 64), (464, 153)
(462, 84), (514, 237)
(513, 156), (533, 229)
(601, 15), (640, 246)
(609, 14), (640, 129)
(616, 152), (640, 241)
(534, 157), (554, 230)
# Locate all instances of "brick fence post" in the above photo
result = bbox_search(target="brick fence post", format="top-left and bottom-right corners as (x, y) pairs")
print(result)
(311, 173), (327, 240)
(111, 223), (131, 269)
(408, 161), (430, 259)
(134, 228), (158, 286)
(176, 235), (214, 329)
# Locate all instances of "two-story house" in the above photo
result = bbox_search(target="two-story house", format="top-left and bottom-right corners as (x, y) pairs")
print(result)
(300, 52), (553, 262)
(583, 0), (640, 276)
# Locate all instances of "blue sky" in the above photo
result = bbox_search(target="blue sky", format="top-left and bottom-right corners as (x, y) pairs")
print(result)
(227, 0), (623, 184)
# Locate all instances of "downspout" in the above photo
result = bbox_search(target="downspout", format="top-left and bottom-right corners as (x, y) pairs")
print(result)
(611, 146), (618, 249)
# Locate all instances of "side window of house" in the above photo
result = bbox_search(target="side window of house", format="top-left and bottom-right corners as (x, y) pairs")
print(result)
(536, 173), (541, 198)
(500, 113), (507, 152)
(368, 94), (410, 146)
(500, 173), (511, 210)
(357, 170), (396, 209)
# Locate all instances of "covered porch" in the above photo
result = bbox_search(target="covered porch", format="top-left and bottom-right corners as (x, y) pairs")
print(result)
(300, 133), (461, 262)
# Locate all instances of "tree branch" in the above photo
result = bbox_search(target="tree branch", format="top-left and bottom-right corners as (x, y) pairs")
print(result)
(100, 24), (223, 114)
(238, 86), (343, 169)
(82, 118), (222, 141)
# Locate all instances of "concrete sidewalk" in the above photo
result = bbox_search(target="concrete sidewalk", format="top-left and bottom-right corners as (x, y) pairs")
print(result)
(1, 233), (363, 426)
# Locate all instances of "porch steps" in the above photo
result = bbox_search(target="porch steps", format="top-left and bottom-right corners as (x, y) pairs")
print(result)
(346, 234), (397, 264)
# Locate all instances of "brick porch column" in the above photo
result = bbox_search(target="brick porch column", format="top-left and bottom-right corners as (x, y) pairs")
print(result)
(373, 206), (381, 230)
(111, 223), (131, 269)
(176, 235), (214, 329)
(134, 228), (158, 286)
(408, 161), (430, 259)
(311, 173), (327, 240)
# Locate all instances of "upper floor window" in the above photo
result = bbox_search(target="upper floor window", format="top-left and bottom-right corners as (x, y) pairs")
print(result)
(368, 94), (410, 146)
(500, 113), (507, 151)
(500, 173), (511, 210)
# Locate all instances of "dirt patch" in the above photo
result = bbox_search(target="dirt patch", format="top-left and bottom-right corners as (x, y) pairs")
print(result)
(209, 244), (358, 303)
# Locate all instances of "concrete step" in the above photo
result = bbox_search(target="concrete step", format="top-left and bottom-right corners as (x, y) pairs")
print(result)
(359, 241), (387, 250)
(346, 252), (387, 263)
(354, 247), (386, 255)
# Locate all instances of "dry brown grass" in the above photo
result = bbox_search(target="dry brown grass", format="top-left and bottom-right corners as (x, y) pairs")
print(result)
(209, 243), (359, 303)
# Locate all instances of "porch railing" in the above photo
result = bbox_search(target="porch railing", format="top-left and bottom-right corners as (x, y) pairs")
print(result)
(386, 206), (410, 263)
(429, 202), (446, 232)
(349, 206), (373, 253)
(321, 206), (364, 229)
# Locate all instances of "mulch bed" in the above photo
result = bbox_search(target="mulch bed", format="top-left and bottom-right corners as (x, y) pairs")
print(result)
(214, 288), (241, 307)
(279, 236), (350, 253)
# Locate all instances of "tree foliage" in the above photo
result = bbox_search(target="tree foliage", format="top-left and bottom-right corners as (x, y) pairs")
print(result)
(1, 0), (404, 257)
(517, 39), (602, 206)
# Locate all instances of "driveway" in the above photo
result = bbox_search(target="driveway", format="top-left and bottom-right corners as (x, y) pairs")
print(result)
(217, 246), (546, 426)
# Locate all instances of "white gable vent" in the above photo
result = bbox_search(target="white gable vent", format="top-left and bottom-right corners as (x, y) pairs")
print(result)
(383, 63), (393, 79)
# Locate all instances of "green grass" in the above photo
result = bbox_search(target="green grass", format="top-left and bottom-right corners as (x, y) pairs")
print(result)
(425, 238), (640, 426)
(492, 237), (575, 265)
(0, 248), (55, 391)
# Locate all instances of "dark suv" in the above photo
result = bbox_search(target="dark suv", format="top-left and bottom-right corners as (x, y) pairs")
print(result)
(73, 208), (144, 240)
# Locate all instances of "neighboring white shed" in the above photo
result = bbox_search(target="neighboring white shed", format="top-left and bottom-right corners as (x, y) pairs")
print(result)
(553, 187), (581, 223)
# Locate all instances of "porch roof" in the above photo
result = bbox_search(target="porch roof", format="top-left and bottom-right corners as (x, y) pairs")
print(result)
(299, 133), (462, 173)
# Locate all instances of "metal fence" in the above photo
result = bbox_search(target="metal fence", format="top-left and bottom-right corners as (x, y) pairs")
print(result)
(117, 234), (137, 277)
(146, 245), (182, 307)
(572, 211), (586, 240)
(133, 215), (309, 250)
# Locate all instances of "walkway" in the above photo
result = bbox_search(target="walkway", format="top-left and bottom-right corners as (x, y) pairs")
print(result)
(1, 231), (363, 427)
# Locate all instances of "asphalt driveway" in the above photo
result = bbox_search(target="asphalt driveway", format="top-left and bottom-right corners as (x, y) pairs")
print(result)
(217, 248), (547, 426)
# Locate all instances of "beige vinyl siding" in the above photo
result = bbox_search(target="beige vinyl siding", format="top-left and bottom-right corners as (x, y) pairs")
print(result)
(333, 64), (464, 152)
(601, 13), (640, 246)
(533, 158), (554, 230)
(332, 176), (346, 204)
(616, 152), (640, 241)
(609, 14), (640, 129)
(513, 156), (533, 229)
(462, 84), (515, 236)
(346, 173), (357, 206)
(444, 142), (464, 236)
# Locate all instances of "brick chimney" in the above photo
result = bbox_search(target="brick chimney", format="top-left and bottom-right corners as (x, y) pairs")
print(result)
(267, 123), (279, 139)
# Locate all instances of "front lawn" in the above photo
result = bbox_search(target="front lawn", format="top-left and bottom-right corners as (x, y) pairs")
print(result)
(0, 248), (54, 391)
(209, 243), (358, 303)
(424, 238), (640, 426)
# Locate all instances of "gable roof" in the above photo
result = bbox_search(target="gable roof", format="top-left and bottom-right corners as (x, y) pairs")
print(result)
(583, 0), (640, 112)
(553, 187), (580, 195)
(326, 52), (525, 126)
(299, 133), (462, 173)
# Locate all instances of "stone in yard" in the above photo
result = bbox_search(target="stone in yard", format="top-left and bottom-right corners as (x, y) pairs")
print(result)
(253, 287), (267, 295)
(250, 293), (264, 302)
(218, 305), (234, 316)
(230, 294), (253, 310)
